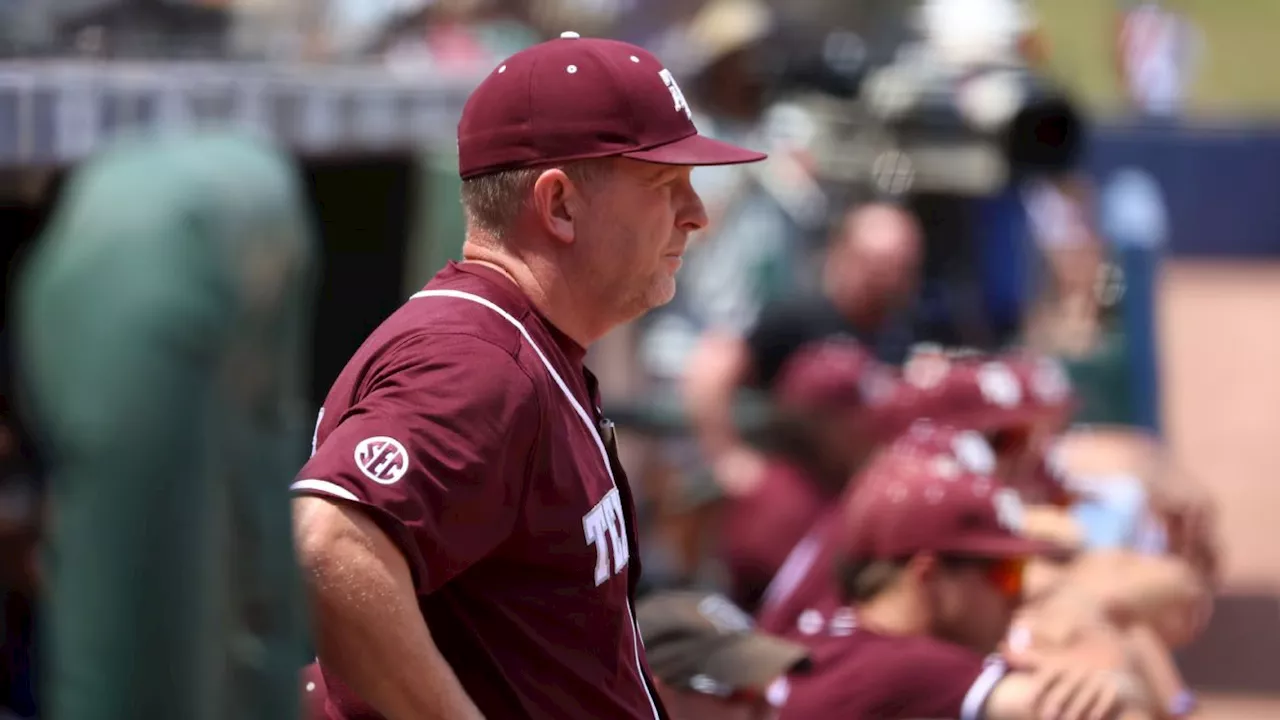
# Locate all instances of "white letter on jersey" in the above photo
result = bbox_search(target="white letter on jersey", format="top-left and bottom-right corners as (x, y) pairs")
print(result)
(659, 69), (692, 120)
(583, 488), (630, 585)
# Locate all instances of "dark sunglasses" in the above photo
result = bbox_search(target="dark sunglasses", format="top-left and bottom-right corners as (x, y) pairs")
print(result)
(941, 555), (1027, 599)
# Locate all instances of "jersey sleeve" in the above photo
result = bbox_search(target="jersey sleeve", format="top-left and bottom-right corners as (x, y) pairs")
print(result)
(293, 334), (541, 594)
(886, 640), (1007, 720)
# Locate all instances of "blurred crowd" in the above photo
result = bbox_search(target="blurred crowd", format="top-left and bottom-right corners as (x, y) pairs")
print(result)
(0, 0), (665, 63)
(0, 1), (1232, 719)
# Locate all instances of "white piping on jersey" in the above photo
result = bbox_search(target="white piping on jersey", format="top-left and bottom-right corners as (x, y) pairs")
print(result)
(410, 288), (663, 720)
(414, 290), (613, 480)
(293, 478), (359, 503)
(961, 657), (1007, 720)
(760, 528), (823, 613)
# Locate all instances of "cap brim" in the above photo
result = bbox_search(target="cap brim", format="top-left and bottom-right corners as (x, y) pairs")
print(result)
(622, 132), (767, 167)
(704, 633), (812, 691)
(946, 533), (1069, 559)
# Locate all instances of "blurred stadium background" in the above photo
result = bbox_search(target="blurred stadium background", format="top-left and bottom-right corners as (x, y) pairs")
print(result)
(1, 1), (1279, 718)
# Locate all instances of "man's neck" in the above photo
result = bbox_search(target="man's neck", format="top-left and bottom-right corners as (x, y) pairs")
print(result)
(461, 240), (607, 348)
(824, 288), (885, 336)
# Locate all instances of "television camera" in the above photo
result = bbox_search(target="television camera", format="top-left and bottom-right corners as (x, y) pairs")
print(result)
(761, 0), (1084, 198)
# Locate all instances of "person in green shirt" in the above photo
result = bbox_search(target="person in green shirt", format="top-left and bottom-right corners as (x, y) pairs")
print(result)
(16, 130), (317, 720)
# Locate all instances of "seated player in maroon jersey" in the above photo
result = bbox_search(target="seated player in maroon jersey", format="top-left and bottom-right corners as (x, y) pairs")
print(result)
(895, 348), (1077, 506)
(899, 352), (1212, 652)
(756, 422), (977, 639)
(776, 424), (1157, 720)
(762, 351), (1208, 646)
(760, 350), (1111, 637)
(717, 339), (903, 611)
(638, 591), (811, 720)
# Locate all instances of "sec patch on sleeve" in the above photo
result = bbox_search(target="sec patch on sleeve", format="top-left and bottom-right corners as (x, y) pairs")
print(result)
(353, 436), (410, 485)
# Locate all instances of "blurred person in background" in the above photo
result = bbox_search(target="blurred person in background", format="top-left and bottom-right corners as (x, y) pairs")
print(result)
(776, 424), (1157, 720)
(17, 132), (316, 720)
(716, 340), (900, 610)
(1052, 429), (1218, 584)
(638, 590), (810, 720)
(891, 347), (1208, 568)
(758, 421), (1011, 642)
(322, 0), (537, 61)
(759, 352), (1213, 662)
(1113, 0), (1202, 120)
(375, 0), (541, 73)
(635, 0), (826, 588)
(526, 0), (634, 40)
(638, 0), (806, 388)
(1018, 175), (1108, 357)
(684, 202), (923, 498)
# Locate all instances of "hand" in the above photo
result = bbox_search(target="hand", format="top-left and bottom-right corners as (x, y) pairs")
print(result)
(1064, 551), (1211, 647)
(1011, 591), (1114, 653)
(1145, 465), (1221, 584)
(1028, 656), (1139, 720)
(1022, 505), (1086, 549)
(712, 445), (769, 497)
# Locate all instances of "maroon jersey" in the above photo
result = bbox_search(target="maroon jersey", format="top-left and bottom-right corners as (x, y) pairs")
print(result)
(756, 508), (843, 642)
(293, 262), (665, 720)
(779, 623), (1007, 720)
(302, 663), (325, 719)
(719, 459), (827, 610)
(757, 423), (1000, 644)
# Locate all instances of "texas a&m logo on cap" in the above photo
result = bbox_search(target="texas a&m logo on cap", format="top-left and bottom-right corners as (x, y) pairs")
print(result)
(977, 362), (1022, 408)
(354, 436), (409, 485)
(951, 431), (996, 475)
(992, 488), (1026, 533)
(1031, 357), (1071, 403)
(658, 68), (693, 120)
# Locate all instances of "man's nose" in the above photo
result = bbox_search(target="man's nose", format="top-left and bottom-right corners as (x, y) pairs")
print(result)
(680, 185), (710, 233)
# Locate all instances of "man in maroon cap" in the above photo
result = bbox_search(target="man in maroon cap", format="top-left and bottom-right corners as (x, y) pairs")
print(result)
(757, 422), (996, 639)
(776, 424), (1156, 720)
(716, 339), (900, 610)
(760, 352), (1089, 640)
(291, 32), (764, 720)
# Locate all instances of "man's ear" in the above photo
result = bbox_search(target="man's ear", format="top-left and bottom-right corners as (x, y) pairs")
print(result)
(905, 553), (939, 585)
(531, 168), (579, 245)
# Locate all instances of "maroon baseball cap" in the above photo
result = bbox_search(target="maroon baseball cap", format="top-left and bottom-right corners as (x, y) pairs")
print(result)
(773, 340), (899, 413)
(893, 353), (1075, 434)
(840, 423), (1061, 561)
(457, 32), (767, 179)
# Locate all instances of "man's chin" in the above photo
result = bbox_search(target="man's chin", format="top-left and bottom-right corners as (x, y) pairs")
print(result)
(646, 278), (678, 309)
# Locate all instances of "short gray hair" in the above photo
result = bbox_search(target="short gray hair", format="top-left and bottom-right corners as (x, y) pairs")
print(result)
(459, 160), (610, 240)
